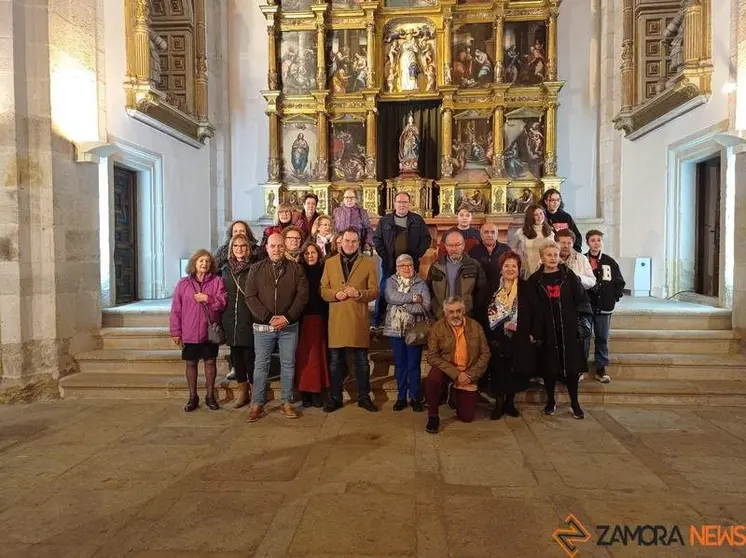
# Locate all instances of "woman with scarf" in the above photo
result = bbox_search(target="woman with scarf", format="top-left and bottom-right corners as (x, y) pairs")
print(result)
(295, 242), (329, 407)
(220, 234), (258, 408)
(486, 250), (530, 420)
(383, 254), (432, 412)
(260, 203), (296, 249)
(522, 240), (593, 419)
(311, 214), (335, 258)
(213, 220), (260, 270)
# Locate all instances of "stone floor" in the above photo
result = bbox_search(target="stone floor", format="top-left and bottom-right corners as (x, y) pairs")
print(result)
(0, 399), (745, 557)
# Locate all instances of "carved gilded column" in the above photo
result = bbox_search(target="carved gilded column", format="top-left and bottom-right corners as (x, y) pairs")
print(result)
(492, 106), (504, 158)
(132, 0), (151, 83)
(317, 111), (328, 180)
(546, 8), (558, 81)
(493, 15), (504, 83)
(441, 107), (453, 177)
(267, 22), (279, 90)
(263, 91), (282, 182)
(682, 0), (704, 69)
(366, 22), (376, 88)
(316, 23), (327, 87)
(366, 108), (377, 176)
(194, 0), (208, 122)
(544, 101), (557, 176)
(620, 0), (634, 112)
(443, 15), (453, 85)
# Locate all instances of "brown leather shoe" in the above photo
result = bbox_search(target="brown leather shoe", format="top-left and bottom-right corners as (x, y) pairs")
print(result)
(246, 405), (264, 423)
(280, 402), (300, 419)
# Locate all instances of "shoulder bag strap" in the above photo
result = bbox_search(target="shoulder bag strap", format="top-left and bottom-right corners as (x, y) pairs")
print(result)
(189, 278), (213, 325)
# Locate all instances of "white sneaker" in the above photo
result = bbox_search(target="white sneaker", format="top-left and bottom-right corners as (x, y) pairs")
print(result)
(596, 372), (611, 384)
(226, 368), (236, 381)
(578, 373), (586, 382)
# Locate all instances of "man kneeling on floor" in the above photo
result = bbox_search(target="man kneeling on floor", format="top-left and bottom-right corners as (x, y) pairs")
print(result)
(424, 296), (490, 434)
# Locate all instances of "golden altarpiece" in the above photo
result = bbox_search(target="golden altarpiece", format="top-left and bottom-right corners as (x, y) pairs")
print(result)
(259, 0), (565, 233)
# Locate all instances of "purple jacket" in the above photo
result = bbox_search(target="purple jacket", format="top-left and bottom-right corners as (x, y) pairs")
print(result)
(169, 274), (227, 344)
(333, 205), (373, 246)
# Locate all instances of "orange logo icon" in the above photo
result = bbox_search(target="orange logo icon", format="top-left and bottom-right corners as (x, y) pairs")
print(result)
(553, 514), (591, 557)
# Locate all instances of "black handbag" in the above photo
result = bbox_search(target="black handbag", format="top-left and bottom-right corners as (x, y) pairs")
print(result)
(191, 280), (225, 345)
(577, 313), (593, 340)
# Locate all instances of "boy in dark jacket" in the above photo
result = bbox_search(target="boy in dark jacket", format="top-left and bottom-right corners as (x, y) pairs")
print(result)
(584, 230), (625, 383)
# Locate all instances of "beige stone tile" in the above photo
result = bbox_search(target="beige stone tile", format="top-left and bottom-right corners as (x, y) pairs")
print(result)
(438, 449), (536, 488)
(319, 444), (415, 485)
(548, 452), (667, 490)
(128, 490), (285, 554)
(663, 456), (746, 493)
(196, 445), (310, 483)
(289, 493), (416, 555)
(442, 495), (560, 557)
(637, 432), (746, 458)
(426, 421), (522, 452)
(121, 425), (227, 446)
(606, 407), (714, 434)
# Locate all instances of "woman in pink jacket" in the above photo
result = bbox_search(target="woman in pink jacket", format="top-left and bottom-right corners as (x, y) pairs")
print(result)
(169, 249), (227, 412)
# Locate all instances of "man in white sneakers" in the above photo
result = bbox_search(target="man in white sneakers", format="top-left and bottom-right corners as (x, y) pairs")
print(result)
(584, 229), (625, 384)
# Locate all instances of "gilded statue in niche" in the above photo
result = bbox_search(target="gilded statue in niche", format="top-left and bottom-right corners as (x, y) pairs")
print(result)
(281, 31), (318, 95)
(452, 23), (495, 88)
(503, 22), (546, 86)
(327, 30), (368, 93)
(663, 5), (686, 75)
(503, 109), (544, 179)
(384, 23), (437, 93)
(148, 29), (168, 86)
(399, 113), (420, 174)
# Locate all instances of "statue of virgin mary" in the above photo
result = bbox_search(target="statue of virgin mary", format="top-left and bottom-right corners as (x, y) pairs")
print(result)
(398, 113), (420, 174)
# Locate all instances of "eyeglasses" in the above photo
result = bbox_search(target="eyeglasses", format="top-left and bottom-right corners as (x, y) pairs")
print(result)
(397, 264), (413, 268)
(286, 236), (302, 241)
(548, 197), (561, 202)
(343, 196), (356, 200)
(233, 245), (248, 249)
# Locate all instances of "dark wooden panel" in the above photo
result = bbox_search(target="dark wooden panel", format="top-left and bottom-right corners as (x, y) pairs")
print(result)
(113, 166), (138, 304)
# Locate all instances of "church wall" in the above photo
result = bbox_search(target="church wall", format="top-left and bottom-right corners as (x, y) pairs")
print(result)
(618, 0), (733, 298)
(557, 0), (601, 221)
(228, 0), (269, 223)
(101, 0), (217, 294)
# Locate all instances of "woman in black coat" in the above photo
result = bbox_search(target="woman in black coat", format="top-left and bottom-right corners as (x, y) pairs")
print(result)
(485, 251), (531, 420)
(220, 234), (258, 408)
(541, 189), (583, 252)
(522, 240), (593, 419)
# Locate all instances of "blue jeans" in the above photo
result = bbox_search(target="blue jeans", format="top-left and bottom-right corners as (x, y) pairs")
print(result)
(252, 322), (299, 405)
(328, 347), (370, 403)
(389, 336), (423, 401)
(584, 313), (611, 369)
(372, 269), (390, 326)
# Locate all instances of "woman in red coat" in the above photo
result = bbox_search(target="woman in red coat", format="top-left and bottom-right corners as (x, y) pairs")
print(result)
(295, 242), (329, 407)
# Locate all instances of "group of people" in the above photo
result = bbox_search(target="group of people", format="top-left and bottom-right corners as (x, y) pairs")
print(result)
(169, 187), (625, 433)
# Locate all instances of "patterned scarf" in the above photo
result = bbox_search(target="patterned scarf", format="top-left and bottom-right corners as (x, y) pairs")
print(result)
(390, 274), (415, 335)
(228, 258), (250, 275)
(487, 277), (518, 330)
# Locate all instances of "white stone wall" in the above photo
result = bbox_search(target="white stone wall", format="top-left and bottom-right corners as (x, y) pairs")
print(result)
(228, 0), (270, 223)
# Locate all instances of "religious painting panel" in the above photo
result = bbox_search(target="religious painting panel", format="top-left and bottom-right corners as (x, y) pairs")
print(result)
(452, 24), (495, 88)
(452, 111), (493, 180)
(456, 187), (489, 214)
(502, 107), (544, 180)
(503, 21), (546, 86)
(280, 31), (318, 95)
(282, 119), (319, 184)
(280, 0), (312, 11)
(327, 30), (369, 94)
(457, 0), (489, 3)
(383, 21), (437, 94)
(384, 0), (437, 7)
(330, 119), (367, 182)
(506, 186), (539, 215)
(331, 0), (364, 8)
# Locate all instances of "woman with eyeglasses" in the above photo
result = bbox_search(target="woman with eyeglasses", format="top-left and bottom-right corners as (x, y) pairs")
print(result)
(260, 203), (297, 249)
(332, 188), (373, 251)
(311, 214), (335, 259)
(220, 234), (259, 408)
(541, 189), (583, 252)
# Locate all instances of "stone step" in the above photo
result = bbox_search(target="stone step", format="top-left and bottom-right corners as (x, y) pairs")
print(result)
(58, 371), (746, 407)
(610, 309), (732, 330)
(99, 326), (741, 355)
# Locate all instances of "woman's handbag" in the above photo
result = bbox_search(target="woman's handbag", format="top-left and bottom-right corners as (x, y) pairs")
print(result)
(405, 319), (431, 346)
(191, 281), (226, 345)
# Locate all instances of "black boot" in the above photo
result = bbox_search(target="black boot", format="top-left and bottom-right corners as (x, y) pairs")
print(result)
(311, 393), (324, 408)
(490, 394), (504, 420)
(504, 393), (520, 417)
(301, 392), (312, 408)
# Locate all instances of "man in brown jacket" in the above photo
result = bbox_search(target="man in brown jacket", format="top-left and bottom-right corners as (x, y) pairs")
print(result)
(425, 296), (490, 433)
(321, 227), (380, 413)
(245, 233), (309, 422)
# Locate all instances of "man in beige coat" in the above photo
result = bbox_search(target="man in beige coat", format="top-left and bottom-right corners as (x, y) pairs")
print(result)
(321, 227), (380, 412)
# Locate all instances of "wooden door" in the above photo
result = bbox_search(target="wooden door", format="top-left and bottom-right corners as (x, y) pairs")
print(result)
(113, 166), (138, 305)
(695, 157), (720, 297)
